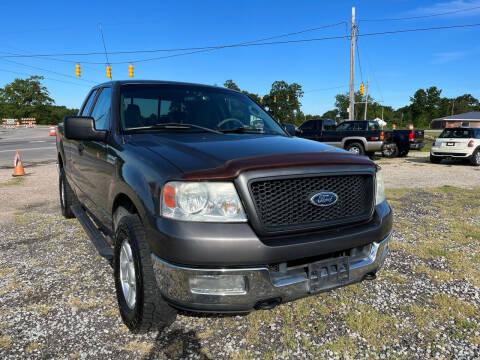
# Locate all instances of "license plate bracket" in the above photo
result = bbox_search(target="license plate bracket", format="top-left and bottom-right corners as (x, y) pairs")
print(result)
(308, 256), (350, 293)
(447, 142), (455, 146)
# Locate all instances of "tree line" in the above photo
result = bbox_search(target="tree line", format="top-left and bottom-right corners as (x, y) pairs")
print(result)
(0, 76), (78, 125)
(0, 75), (478, 128)
(224, 79), (480, 129)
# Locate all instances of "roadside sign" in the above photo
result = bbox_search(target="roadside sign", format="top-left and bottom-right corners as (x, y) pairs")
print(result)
(392, 124), (396, 130)
(409, 124), (414, 130)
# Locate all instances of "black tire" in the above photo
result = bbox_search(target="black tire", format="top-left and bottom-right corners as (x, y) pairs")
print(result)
(345, 142), (365, 156)
(366, 151), (375, 159)
(399, 150), (409, 157)
(113, 207), (176, 333)
(59, 168), (78, 219)
(382, 143), (399, 158)
(430, 155), (442, 164)
(470, 149), (480, 166)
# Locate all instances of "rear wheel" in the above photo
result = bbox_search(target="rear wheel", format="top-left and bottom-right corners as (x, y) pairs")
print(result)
(113, 207), (176, 333)
(470, 149), (480, 166)
(382, 143), (399, 158)
(345, 142), (365, 156)
(430, 154), (442, 164)
(59, 168), (77, 219)
(399, 150), (409, 157)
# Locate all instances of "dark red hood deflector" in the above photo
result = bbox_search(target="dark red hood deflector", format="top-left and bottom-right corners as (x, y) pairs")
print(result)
(181, 151), (375, 180)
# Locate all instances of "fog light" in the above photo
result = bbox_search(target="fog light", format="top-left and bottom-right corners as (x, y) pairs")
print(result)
(189, 275), (247, 295)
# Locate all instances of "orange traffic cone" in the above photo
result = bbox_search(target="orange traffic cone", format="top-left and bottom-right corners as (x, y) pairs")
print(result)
(49, 125), (56, 136)
(13, 151), (25, 177)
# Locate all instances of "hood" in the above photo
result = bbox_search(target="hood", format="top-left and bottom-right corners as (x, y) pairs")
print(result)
(128, 132), (368, 174)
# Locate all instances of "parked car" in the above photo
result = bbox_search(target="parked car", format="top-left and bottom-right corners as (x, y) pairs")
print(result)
(295, 119), (384, 156)
(56, 80), (392, 333)
(430, 127), (480, 166)
(381, 129), (425, 158)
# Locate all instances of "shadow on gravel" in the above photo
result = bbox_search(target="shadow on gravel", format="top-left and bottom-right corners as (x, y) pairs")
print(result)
(406, 156), (471, 166)
(146, 329), (211, 360)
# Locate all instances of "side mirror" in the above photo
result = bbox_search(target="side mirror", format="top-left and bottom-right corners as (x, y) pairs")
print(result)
(284, 123), (296, 136)
(64, 116), (107, 141)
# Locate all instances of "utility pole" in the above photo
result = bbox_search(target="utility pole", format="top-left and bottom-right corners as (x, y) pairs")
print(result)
(451, 99), (455, 115)
(348, 7), (356, 121)
(363, 78), (370, 121)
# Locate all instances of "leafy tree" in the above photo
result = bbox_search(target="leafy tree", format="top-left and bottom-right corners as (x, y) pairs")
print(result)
(263, 81), (304, 124)
(0, 76), (77, 124)
(0, 76), (54, 107)
(223, 79), (241, 91)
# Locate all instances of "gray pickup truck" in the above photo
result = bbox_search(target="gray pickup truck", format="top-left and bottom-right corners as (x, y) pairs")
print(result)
(56, 80), (392, 333)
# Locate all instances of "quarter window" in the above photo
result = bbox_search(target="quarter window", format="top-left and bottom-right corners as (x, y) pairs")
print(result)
(90, 87), (111, 131)
(80, 89), (98, 116)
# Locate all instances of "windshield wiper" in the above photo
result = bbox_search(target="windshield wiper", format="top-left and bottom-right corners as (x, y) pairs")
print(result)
(126, 123), (223, 134)
(219, 127), (287, 136)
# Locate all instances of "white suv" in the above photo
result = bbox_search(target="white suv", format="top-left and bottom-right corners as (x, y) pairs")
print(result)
(430, 127), (480, 166)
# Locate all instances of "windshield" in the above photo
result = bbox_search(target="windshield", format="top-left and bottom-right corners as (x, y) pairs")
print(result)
(120, 84), (286, 135)
(439, 128), (473, 138)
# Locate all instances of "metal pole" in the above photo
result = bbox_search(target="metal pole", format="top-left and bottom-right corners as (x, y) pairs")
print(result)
(348, 7), (356, 121)
(451, 99), (455, 115)
(363, 78), (369, 121)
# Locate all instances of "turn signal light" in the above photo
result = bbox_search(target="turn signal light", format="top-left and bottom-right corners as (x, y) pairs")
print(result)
(408, 131), (415, 141)
(163, 185), (176, 208)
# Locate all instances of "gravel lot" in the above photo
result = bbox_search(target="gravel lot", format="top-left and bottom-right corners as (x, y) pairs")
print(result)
(0, 153), (479, 359)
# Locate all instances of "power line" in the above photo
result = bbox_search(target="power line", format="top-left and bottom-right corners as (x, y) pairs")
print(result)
(0, 22), (478, 68)
(119, 22), (480, 64)
(355, 40), (364, 83)
(1, 59), (97, 84)
(360, 5), (480, 22)
(0, 68), (91, 87)
(0, 22), (347, 60)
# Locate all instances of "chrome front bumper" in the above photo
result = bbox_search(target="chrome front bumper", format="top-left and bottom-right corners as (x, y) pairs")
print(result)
(151, 232), (391, 313)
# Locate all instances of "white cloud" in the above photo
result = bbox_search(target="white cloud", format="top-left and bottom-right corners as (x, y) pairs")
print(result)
(411, 0), (480, 17)
(431, 50), (468, 64)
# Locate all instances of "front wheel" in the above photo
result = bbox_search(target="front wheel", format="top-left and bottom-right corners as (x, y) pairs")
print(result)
(470, 149), (480, 166)
(345, 142), (365, 156)
(59, 168), (77, 219)
(113, 207), (176, 333)
(382, 143), (399, 158)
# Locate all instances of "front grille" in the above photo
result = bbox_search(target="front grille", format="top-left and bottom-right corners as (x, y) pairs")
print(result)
(249, 174), (373, 232)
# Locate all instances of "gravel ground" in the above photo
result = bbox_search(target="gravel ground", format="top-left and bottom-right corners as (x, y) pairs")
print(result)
(0, 155), (479, 359)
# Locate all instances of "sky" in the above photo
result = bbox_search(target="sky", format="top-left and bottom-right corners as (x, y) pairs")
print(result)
(0, 0), (479, 116)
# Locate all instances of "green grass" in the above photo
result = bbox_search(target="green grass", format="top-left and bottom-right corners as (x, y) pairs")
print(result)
(0, 176), (26, 187)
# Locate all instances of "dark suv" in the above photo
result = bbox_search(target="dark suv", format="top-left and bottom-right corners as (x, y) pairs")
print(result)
(56, 81), (392, 333)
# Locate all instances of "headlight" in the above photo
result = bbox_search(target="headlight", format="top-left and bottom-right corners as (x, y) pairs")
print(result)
(375, 167), (386, 205)
(161, 181), (247, 222)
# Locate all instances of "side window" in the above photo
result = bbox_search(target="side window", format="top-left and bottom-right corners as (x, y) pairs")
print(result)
(476, 130), (480, 139)
(368, 121), (379, 130)
(80, 89), (98, 116)
(300, 121), (316, 131)
(90, 87), (112, 131)
(336, 122), (353, 131)
(353, 122), (366, 131)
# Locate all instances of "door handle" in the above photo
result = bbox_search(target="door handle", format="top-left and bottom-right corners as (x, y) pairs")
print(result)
(77, 143), (84, 153)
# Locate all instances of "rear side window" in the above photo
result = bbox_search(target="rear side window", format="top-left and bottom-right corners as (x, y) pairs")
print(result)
(90, 87), (111, 131)
(336, 122), (353, 131)
(80, 89), (98, 116)
(353, 121), (367, 131)
(475, 129), (480, 139)
(368, 121), (379, 130)
(439, 128), (473, 138)
(300, 121), (316, 131)
(323, 120), (336, 130)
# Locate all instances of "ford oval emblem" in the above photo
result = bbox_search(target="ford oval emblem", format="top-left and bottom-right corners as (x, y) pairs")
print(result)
(310, 191), (338, 207)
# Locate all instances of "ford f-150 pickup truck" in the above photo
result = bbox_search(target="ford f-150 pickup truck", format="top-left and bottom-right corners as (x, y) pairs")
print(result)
(295, 119), (384, 156)
(56, 80), (392, 333)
